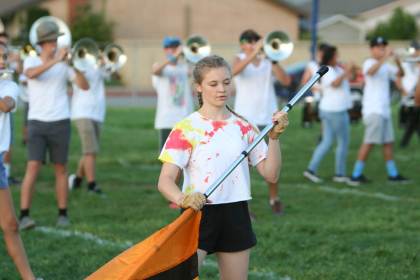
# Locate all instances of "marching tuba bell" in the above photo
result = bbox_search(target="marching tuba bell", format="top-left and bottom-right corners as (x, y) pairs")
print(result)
(29, 16), (72, 50)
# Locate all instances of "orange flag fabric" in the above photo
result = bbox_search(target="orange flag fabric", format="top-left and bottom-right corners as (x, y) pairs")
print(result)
(86, 209), (201, 280)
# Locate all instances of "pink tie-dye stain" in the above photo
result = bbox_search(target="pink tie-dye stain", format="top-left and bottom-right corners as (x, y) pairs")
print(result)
(205, 121), (228, 138)
(164, 129), (192, 151)
(235, 120), (253, 136)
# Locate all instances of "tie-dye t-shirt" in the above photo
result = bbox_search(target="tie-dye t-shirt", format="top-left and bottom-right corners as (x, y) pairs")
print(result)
(159, 112), (268, 204)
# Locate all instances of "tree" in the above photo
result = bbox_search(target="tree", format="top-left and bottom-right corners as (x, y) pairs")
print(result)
(367, 7), (418, 40)
(70, 3), (114, 45)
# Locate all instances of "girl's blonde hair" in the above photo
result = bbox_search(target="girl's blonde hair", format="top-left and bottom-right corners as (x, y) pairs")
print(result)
(192, 55), (258, 132)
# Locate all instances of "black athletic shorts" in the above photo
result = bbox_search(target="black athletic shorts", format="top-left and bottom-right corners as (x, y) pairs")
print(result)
(198, 201), (256, 254)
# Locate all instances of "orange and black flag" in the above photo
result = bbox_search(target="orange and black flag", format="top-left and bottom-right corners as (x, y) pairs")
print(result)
(86, 209), (201, 280)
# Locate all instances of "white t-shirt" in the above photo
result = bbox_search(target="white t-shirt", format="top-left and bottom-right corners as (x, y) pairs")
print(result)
(152, 63), (193, 129)
(362, 58), (398, 119)
(24, 56), (76, 122)
(400, 62), (419, 106)
(319, 66), (352, 112)
(305, 60), (322, 99)
(71, 66), (109, 122)
(234, 53), (278, 126)
(159, 112), (268, 204)
(0, 79), (19, 153)
(18, 74), (29, 103)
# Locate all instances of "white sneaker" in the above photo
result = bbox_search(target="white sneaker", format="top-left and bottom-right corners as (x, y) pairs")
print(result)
(332, 176), (350, 183)
(68, 174), (76, 190)
(303, 170), (323, 183)
(19, 216), (36, 231)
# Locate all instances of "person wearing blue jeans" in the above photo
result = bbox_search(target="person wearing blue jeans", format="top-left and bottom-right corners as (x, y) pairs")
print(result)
(303, 45), (352, 183)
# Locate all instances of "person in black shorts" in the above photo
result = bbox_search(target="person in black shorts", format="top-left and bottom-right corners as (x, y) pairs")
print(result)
(157, 55), (288, 279)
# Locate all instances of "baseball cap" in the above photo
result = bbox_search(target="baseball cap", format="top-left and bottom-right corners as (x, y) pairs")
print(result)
(239, 29), (261, 43)
(370, 36), (388, 47)
(162, 36), (181, 48)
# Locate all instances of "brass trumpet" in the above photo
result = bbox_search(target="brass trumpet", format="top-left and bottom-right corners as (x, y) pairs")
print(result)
(263, 30), (293, 61)
(103, 43), (127, 72)
(183, 35), (211, 63)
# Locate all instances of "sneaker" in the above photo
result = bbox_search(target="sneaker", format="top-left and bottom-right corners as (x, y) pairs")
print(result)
(388, 174), (410, 184)
(68, 174), (78, 190)
(88, 186), (106, 197)
(303, 170), (323, 183)
(347, 175), (370, 186)
(8, 176), (21, 186)
(56, 215), (70, 227)
(19, 216), (36, 231)
(270, 199), (284, 215)
(332, 176), (350, 183)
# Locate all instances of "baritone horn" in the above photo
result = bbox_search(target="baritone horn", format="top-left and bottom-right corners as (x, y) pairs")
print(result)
(183, 35), (211, 63)
(263, 30), (293, 61)
(71, 38), (100, 72)
(103, 43), (127, 72)
(394, 46), (420, 63)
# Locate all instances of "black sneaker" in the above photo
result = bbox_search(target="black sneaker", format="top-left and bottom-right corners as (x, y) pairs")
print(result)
(88, 186), (105, 197)
(303, 170), (323, 183)
(388, 174), (410, 184)
(8, 177), (21, 186)
(347, 175), (370, 186)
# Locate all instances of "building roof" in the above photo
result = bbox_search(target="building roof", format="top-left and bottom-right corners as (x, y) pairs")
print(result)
(318, 14), (363, 30)
(282, 0), (395, 19)
(358, 0), (419, 19)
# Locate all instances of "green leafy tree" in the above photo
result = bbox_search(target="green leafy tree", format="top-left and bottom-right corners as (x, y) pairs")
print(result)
(70, 3), (114, 45)
(367, 7), (418, 40)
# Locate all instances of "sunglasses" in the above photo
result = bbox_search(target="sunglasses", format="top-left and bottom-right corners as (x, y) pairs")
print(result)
(0, 53), (7, 60)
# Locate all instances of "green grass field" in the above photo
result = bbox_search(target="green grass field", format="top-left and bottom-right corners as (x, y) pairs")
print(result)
(1, 107), (419, 280)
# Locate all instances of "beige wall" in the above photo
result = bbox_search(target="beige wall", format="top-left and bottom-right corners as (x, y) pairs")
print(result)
(40, 0), (69, 23)
(91, 0), (299, 43)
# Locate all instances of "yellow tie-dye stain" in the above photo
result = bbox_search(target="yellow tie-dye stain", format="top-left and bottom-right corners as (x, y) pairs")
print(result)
(184, 184), (195, 194)
(175, 118), (205, 148)
(158, 150), (174, 163)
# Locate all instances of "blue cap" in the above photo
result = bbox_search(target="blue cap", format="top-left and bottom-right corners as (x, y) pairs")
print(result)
(162, 36), (181, 48)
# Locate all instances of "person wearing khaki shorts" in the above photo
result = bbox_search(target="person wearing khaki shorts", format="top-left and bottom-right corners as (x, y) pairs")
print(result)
(348, 36), (409, 186)
(75, 119), (101, 154)
(69, 59), (110, 194)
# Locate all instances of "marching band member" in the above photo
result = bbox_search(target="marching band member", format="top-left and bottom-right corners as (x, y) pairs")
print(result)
(397, 41), (420, 148)
(303, 45), (352, 183)
(0, 31), (22, 185)
(232, 29), (290, 215)
(300, 43), (329, 127)
(0, 41), (40, 280)
(19, 20), (89, 230)
(152, 36), (194, 209)
(349, 37), (409, 185)
(68, 56), (111, 194)
(152, 36), (194, 152)
(158, 55), (288, 279)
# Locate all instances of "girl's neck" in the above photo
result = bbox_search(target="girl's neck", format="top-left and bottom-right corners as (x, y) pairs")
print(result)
(198, 105), (230, 121)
